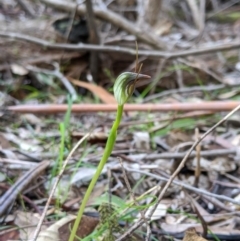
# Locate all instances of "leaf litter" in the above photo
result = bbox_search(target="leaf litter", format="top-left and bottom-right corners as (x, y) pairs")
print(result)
(1, 1), (240, 241)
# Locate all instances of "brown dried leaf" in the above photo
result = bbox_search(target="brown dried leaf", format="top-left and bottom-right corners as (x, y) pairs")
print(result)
(33, 213), (105, 241)
(69, 77), (116, 104)
(188, 156), (236, 173)
(0, 133), (12, 149)
(183, 228), (209, 241)
(58, 215), (99, 241)
(15, 211), (47, 240)
(161, 223), (200, 233)
(36, 215), (76, 241)
(166, 130), (193, 148)
(10, 64), (28, 76)
(0, 228), (19, 241)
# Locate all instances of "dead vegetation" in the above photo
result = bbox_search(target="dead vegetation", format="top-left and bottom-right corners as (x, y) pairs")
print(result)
(1, 0), (240, 240)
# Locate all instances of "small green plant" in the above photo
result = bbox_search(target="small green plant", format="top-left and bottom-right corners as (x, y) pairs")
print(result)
(68, 72), (150, 241)
(98, 203), (121, 240)
(49, 96), (73, 212)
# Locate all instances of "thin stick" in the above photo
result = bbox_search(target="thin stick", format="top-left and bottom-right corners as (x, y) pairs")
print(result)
(40, 0), (166, 49)
(31, 133), (90, 241)
(7, 101), (240, 114)
(1, 31), (240, 58)
(0, 161), (49, 217)
(194, 128), (201, 187)
(135, 41), (139, 73)
(124, 168), (239, 205)
(143, 84), (235, 102)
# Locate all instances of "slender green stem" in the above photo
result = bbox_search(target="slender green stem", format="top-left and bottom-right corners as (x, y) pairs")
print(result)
(69, 105), (124, 241)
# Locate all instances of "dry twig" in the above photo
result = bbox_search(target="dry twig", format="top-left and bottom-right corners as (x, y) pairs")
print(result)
(1, 32), (240, 58)
(40, 0), (166, 49)
(6, 101), (240, 113)
(125, 168), (239, 206)
(143, 84), (235, 102)
(194, 128), (201, 187)
(0, 161), (49, 217)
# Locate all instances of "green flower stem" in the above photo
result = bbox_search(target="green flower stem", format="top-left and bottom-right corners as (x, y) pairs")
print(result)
(69, 104), (124, 241)
(68, 72), (150, 241)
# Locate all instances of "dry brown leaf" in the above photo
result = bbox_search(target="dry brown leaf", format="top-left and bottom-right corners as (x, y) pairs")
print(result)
(15, 211), (47, 240)
(161, 223), (201, 233)
(37, 215), (76, 241)
(166, 130), (193, 148)
(69, 77), (116, 104)
(153, 19), (173, 36)
(187, 156), (236, 173)
(58, 215), (99, 241)
(66, 61), (88, 79)
(0, 133), (12, 149)
(0, 228), (19, 241)
(10, 64), (28, 76)
(183, 228), (209, 241)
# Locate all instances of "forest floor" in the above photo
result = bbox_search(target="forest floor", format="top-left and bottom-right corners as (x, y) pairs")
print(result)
(1, 1), (240, 241)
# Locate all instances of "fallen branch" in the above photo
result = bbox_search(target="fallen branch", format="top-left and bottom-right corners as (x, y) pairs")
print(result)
(40, 0), (166, 49)
(0, 52), (84, 71)
(0, 161), (49, 217)
(145, 148), (236, 160)
(1, 32), (240, 59)
(143, 84), (235, 102)
(6, 101), (240, 113)
(125, 168), (238, 207)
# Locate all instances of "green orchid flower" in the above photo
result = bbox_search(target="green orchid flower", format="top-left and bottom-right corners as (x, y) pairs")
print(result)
(69, 72), (151, 241)
(114, 72), (151, 105)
